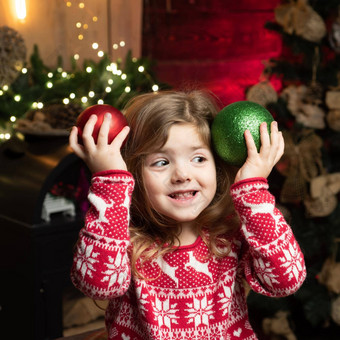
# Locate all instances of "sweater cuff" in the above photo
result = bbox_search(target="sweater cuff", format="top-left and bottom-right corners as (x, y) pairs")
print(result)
(231, 177), (267, 190)
(92, 169), (133, 179)
(230, 177), (269, 200)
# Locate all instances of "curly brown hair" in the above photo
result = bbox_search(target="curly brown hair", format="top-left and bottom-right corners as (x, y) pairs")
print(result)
(122, 90), (240, 277)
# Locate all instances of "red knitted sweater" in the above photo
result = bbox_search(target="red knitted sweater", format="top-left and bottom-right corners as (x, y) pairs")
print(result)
(71, 170), (306, 340)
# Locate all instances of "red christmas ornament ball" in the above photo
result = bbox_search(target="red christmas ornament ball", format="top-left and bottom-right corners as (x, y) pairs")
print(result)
(76, 104), (128, 144)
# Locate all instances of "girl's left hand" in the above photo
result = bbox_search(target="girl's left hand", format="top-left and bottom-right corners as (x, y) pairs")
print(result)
(234, 121), (284, 183)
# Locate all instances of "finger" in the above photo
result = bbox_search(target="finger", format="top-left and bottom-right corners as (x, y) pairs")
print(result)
(269, 121), (280, 146)
(69, 126), (86, 159)
(97, 113), (112, 147)
(110, 126), (130, 148)
(69, 125), (78, 150)
(269, 121), (282, 159)
(274, 131), (285, 164)
(244, 129), (258, 157)
(82, 114), (97, 149)
(259, 122), (271, 151)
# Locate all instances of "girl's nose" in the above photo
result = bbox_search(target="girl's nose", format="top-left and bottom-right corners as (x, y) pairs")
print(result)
(171, 164), (191, 183)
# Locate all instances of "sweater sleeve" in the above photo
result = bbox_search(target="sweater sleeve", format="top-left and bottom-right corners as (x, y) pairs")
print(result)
(231, 177), (306, 297)
(71, 170), (134, 300)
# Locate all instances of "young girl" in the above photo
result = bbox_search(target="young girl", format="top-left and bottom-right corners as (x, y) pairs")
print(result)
(69, 90), (306, 340)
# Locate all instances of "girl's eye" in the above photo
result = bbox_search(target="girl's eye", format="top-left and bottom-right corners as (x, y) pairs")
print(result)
(152, 159), (169, 167)
(193, 156), (206, 163)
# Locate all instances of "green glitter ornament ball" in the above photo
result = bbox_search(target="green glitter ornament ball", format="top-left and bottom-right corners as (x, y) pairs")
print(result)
(211, 101), (274, 166)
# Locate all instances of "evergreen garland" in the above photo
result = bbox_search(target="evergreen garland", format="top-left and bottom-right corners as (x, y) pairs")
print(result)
(0, 44), (169, 129)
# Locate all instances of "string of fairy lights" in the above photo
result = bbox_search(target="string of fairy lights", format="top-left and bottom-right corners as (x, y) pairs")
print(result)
(64, 0), (158, 95)
(0, 0), (160, 141)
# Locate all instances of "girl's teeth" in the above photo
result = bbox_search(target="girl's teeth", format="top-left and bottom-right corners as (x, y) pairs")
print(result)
(171, 191), (195, 199)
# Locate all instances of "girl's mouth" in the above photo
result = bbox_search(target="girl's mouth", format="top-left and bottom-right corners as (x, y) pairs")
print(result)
(169, 191), (198, 200)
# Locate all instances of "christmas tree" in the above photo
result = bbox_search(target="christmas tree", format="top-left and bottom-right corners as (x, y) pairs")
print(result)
(245, 1), (340, 339)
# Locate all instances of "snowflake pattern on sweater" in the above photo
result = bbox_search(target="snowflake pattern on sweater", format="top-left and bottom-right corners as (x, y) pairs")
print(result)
(71, 171), (306, 340)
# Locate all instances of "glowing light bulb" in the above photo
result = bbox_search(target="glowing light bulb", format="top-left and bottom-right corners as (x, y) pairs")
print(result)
(110, 63), (118, 74)
(97, 99), (104, 104)
(22, 68), (27, 74)
(10, 116), (17, 122)
(76, 22), (82, 28)
(108, 79), (114, 85)
(120, 41), (125, 47)
(74, 54), (80, 60)
(152, 84), (159, 92)
(66, 2), (72, 7)
(0, 90), (3, 96)
(92, 16), (98, 22)
(121, 74), (127, 80)
(88, 91), (95, 98)
(78, 34), (84, 40)
(86, 67), (93, 73)
(105, 87), (112, 93)
(97, 51), (104, 57)
(3, 85), (9, 91)
(5, 133), (11, 140)
(15, 0), (26, 20)
(113, 44), (118, 50)
(83, 24), (88, 29)
(70, 93), (76, 99)
(14, 95), (21, 102)
(47, 82), (53, 88)
(37, 102), (44, 109)
(79, 2), (85, 9)
(62, 72), (68, 78)
(81, 96), (88, 103)
(125, 86), (131, 93)
(92, 43), (99, 50)
(57, 67), (63, 73)
(63, 98), (70, 104)
(138, 66), (144, 72)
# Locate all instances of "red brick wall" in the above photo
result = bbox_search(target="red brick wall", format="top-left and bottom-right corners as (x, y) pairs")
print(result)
(142, 0), (281, 106)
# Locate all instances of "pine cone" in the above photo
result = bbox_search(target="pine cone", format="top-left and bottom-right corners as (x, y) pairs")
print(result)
(42, 104), (83, 129)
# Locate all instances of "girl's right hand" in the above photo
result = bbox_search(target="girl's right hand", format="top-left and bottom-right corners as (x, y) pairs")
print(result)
(69, 113), (130, 173)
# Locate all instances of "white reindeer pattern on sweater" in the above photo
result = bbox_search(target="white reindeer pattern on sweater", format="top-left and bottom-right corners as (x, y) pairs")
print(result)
(71, 171), (306, 340)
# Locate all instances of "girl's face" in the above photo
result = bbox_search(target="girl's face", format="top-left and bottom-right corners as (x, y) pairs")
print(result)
(143, 123), (217, 229)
